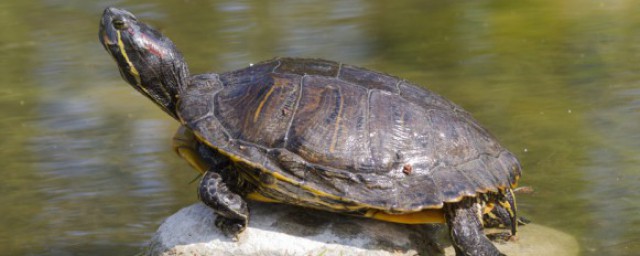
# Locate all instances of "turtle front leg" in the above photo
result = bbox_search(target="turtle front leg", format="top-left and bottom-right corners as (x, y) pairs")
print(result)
(199, 168), (249, 238)
(445, 197), (504, 256)
(173, 126), (249, 237)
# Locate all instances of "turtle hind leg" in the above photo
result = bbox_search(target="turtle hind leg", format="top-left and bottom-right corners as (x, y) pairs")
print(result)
(445, 197), (504, 256)
(484, 189), (528, 243)
(199, 167), (250, 239)
(483, 189), (518, 227)
(502, 188), (518, 237)
(483, 203), (520, 243)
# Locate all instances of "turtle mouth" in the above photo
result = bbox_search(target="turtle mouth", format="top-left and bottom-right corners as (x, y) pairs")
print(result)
(98, 21), (125, 70)
(99, 27), (116, 47)
(99, 7), (137, 48)
(99, 7), (144, 93)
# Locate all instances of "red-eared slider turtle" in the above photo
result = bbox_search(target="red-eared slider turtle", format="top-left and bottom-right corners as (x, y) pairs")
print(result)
(99, 7), (522, 256)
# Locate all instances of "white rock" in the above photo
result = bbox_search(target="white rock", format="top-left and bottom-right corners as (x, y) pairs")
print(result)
(146, 202), (579, 256)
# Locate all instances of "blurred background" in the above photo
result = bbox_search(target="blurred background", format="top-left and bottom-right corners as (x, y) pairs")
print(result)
(1, 0), (639, 255)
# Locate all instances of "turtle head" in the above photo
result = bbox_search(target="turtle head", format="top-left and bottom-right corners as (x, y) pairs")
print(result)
(99, 7), (188, 119)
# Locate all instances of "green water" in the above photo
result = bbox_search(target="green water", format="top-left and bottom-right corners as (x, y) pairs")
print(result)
(1, 1), (638, 255)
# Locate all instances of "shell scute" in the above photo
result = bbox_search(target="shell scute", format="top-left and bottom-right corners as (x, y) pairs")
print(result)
(180, 58), (521, 211)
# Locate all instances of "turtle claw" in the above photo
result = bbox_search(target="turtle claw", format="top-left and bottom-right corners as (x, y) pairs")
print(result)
(517, 216), (531, 225)
(487, 232), (517, 244)
(215, 216), (247, 239)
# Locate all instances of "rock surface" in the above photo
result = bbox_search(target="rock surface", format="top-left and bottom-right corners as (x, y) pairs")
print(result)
(146, 202), (579, 256)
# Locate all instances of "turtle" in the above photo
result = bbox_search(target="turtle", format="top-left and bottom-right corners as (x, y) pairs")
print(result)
(99, 7), (522, 256)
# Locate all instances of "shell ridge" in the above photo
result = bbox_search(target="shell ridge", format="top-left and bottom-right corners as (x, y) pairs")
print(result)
(282, 74), (305, 148)
(271, 59), (283, 74)
(365, 88), (373, 167)
(209, 92), (236, 142)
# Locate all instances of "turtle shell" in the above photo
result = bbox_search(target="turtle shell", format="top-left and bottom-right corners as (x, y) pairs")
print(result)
(177, 57), (521, 213)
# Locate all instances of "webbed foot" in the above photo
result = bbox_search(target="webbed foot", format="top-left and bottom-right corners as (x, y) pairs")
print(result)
(215, 215), (247, 239)
(199, 168), (249, 239)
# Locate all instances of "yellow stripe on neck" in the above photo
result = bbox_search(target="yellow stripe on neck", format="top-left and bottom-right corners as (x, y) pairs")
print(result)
(116, 30), (142, 87)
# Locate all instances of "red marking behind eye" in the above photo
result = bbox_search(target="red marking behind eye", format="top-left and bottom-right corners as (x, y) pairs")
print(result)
(146, 42), (164, 58)
(139, 32), (165, 58)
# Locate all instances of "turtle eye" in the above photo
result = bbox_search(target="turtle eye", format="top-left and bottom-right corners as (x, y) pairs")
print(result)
(113, 19), (127, 30)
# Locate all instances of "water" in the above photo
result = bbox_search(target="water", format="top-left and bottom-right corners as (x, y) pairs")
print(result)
(1, 1), (639, 255)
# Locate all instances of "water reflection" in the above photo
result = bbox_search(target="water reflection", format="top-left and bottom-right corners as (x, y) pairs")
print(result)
(0, 0), (639, 255)
(582, 82), (640, 253)
(206, 0), (371, 70)
(26, 90), (181, 254)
